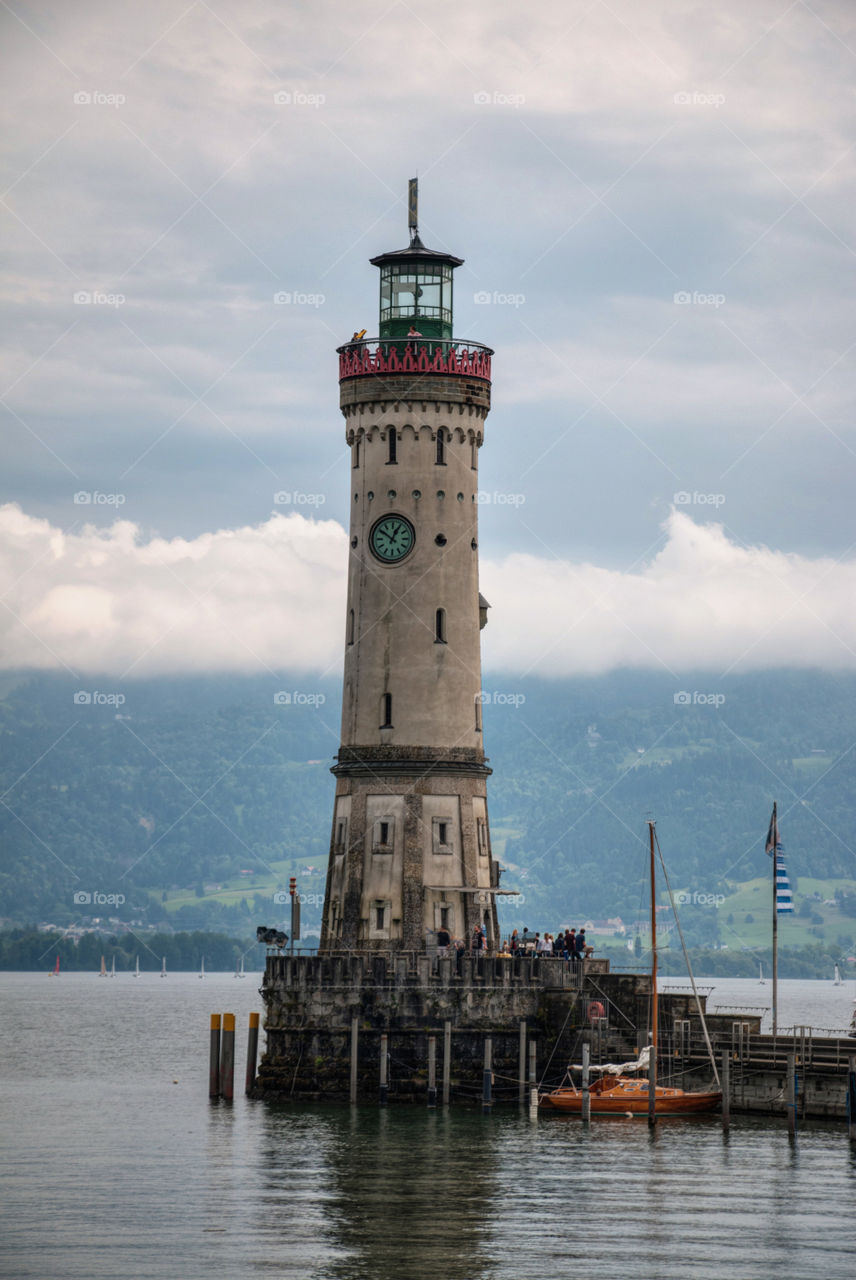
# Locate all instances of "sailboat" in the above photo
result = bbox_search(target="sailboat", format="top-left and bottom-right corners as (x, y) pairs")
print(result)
(110, 956), (116, 978)
(49, 955), (60, 977)
(540, 821), (722, 1116)
(759, 961), (765, 984)
(834, 964), (842, 985)
(235, 956), (245, 978)
(160, 956), (167, 978)
(99, 955), (107, 977)
(199, 956), (205, 979)
(133, 955), (140, 977)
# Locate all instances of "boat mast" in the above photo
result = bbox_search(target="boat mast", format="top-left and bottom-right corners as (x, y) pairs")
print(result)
(649, 819), (658, 1053)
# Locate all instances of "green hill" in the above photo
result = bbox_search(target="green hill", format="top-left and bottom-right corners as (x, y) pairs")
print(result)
(1, 669), (854, 957)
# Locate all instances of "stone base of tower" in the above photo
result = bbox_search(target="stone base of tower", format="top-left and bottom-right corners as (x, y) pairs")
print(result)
(320, 747), (500, 954)
(252, 952), (620, 1104)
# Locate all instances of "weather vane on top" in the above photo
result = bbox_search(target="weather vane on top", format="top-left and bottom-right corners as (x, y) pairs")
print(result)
(408, 176), (419, 245)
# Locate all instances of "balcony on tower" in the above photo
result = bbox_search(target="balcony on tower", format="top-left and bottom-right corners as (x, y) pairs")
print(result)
(338, 182), (492, 412)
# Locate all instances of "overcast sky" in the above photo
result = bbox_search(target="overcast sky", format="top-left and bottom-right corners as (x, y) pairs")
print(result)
(2, 0), (856, 678)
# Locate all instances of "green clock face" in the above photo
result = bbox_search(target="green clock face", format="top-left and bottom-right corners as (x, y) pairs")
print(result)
(369, 514), (415, 563)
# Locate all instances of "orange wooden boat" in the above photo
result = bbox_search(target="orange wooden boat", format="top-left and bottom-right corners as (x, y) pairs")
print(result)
(541, 1073), (721, 1115)
(541, 820), (722, 1118)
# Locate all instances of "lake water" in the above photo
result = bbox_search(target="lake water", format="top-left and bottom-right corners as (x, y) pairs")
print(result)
(2, 971), (856, 1279)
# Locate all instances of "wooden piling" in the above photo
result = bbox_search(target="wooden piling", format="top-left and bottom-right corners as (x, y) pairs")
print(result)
(379, 1032), (388, 1105)
(482, 1037), (492, 1114)
(528, 1039), (538, 1117)
(648, 1037), (657, 1128)
(220, 1013), (235, 1101)
(581, 1041), (591, 1124)
(786, 1052), (796, 1137)
(427, 1035), (437, 1108)
(518, 1020), (527, 1106)
(442, 1021), (451, 1107)
(721, 1049), (730, 1131)
(209, 1014), (221, 1098)
(245, 1012), (259, 1095)
(350, 1016), (359, 1105)
(848, 1055), (856, 1143)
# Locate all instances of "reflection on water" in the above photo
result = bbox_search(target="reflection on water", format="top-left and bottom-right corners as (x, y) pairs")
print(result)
(2, 974), (856, 1280)
(256, 1107), (500, 1280)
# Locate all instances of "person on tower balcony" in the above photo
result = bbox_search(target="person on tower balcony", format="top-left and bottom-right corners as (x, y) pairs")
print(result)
(406, 324), (422, 338)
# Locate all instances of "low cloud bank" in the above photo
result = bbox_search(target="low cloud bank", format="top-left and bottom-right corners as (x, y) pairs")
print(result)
(1, 505), (854, 678)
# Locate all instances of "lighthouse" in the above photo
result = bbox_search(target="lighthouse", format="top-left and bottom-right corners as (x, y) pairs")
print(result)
(319, 181), (500, 954)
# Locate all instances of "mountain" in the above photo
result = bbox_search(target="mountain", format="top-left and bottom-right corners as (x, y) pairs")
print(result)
(1, 669), (854, 952)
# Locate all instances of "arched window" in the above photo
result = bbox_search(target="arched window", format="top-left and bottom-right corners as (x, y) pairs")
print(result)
(436, 430), (446, 465)
(387, 430), (397, 464)
(380, 692), (393, 728)
(471, 438), (477, 469)
(435, 608), (447, 644)
(347, 608), (355, 645)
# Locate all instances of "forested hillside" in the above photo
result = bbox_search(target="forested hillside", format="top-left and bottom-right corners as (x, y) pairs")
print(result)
(1, 669), (854, 952)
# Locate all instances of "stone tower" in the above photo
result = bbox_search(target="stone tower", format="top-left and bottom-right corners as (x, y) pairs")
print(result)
(319, 182), (500, 953)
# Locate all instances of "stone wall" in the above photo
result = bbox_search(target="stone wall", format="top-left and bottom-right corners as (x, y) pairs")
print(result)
(254, 953), (601, 1103)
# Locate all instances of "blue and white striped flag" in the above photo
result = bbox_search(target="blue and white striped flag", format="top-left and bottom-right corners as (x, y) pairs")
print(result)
(765, 802), (794, 914)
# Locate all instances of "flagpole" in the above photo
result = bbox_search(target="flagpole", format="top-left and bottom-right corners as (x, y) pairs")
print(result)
(771, 800), (778, 1037)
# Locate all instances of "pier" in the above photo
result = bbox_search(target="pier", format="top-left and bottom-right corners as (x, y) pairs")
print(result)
(254, 951), (856, 1120)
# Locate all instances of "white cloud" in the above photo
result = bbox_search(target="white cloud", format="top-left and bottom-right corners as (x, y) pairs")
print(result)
(0, 504), (346, 676)
(1, 504), (855, 678)
(481, 511), (856, 675)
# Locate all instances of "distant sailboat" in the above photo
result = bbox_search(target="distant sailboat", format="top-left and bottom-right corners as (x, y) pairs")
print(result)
(834, 964), (842, 985)
(235, 956), (245, 979)
(49, 955), (60, 977)
(759, 961), (765, 984)
(160, 956), (167, 978)
(133, 955), (140, 978)
(110, 956), (116, 978)
(99, 954), (107, 978)
(199, 956), (205, 979)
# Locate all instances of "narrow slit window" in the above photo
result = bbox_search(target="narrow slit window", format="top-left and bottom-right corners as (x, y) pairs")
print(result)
(435, 607), (447, 644)
(438, 821), (448, 845)
(379, 821), (390, 846)
(347, 608), (355, 645)
(471, 438), (477, 469)
(475, 696), (482, 732)
(436, 431), (446, 465)
(381, 692), (393, 728)
(387, 430), (397, 464)
(375, 905), (385, 930)
(354, 437), (360, 469)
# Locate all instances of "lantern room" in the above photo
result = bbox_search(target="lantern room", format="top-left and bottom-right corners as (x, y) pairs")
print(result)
(369, 178), (463, 340)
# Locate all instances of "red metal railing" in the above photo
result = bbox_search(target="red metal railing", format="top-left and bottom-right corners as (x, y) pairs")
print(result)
(337, 338), (492, 382)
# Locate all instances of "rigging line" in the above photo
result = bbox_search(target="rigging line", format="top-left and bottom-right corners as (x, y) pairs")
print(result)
(654, 827), (721, 1090)
(537, 995), (582, 1088)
